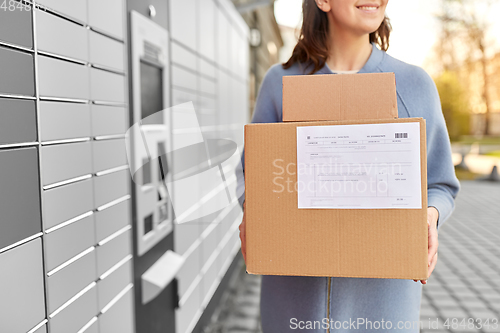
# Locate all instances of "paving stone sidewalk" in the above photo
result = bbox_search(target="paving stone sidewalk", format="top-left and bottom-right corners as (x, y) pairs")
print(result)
(204, 181), (500, 333)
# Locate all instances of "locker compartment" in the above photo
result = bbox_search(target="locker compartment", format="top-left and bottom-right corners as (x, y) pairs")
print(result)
(0, 239), (45, 333)
(92, 139), (127, 173)
(41, 141), (92, 186)
(201, 257), (219, 304)
(91, 105), (128, 137)
(170, 0), (196, 51)
(97, 260), (132, 310)
(176, 282), (201, 333)
(90, 68), (126, 103)
(96, 229), (132, 276)
(174, 222), (201, 255)
(45, 214), (96, 271)
(99, 288), (134, 333)
(43, 178), (94, 229)
(0, 148), (41, 250)
(198, 0), (215, 60)
(0, 98), (37, 145)
(171, 88), (197, 107)
(40, 101), (91, 141)
(171, 42), (196, 69)
(177, 245), (202, 297)
(172, 65), (197, 92)
(0, 3), (32, 48)
(47, 248), (97, 313)
(88, 0), (125, 39)
(95, 199), (131, 242)
(49, 284), (98, 333)
(217, 8), (230, 70)
(36, 9), (88, 61)
(38, 55), (89, 100)
(200, 77), (216, 96)
(89, 31), (125, 71)
(36, 0), (87, 23)
(199, 58), (216, 80)
(32, 323), (47, 333)
(0, 47), (34, 96)
(80, 319), (98, 333)
(201, 227), (218, 265)
(93, 169), (129, 208)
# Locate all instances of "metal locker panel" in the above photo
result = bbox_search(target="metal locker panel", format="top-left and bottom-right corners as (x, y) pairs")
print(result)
(95, 199), (131, 242)
(89, 31), (125, 71)
(88, 0), (124, 39)
(49, 284), (98, 333)
(202, 228), (218, 264)
(96, 229), (132, 276)
(41, 141), (92, 186)
(32, 323), (48, 333)
(201, 256), (218, 304)
(91, 105), (128, 137)
(45, 214), (96, 271)
(92, 139), (127, 173)
(90, 68), (126, 103)
(0, 4), (32, 48)
(80, 319), (99, 333)
(36, 9), (88, 61)
(217, 8), (230, 70)
(0, 239), (45, 333)
(200, 77), (216, 96)
(0, 98), (37, 145)
(170, 0), (196, 51)
(171, 42), (197, 69)
(36, 0), (88, 23)
(171, 88), (197, 107)
(93, 170), (129, 208)
(0, 148), (41, 250)
(199, 58), (216, 79)
(97, 260), (132, 310)
(198, 0), (215, 60)
(47, 248), (97, 313)
(174, 222), (202, 255)
(43, 178), (94, 229)
(38, 56), (89, 100)
(172, 66), (197, 92)
(176, 282), (201, 333)
(0, 47), (34, 96)
(99, 288), (134, 333)
(39, 101), (91, 142)
(177, 245), (202, 297)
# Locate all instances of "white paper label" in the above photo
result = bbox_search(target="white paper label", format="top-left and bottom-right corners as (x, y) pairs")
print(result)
(296, 122), (422, 209)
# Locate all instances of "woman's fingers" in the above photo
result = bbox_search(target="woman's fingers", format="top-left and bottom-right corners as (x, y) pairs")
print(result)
(428, 252), (438, 278)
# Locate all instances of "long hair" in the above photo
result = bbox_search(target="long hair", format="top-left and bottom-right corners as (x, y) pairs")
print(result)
(282, 0), (392, 74)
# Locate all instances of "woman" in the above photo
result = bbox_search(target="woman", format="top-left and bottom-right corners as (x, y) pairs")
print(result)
(236, 0), (460, 332)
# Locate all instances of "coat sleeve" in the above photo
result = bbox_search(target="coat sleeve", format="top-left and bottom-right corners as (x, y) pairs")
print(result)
(420, 70), (461, 229)
(235, 66), (281, 209)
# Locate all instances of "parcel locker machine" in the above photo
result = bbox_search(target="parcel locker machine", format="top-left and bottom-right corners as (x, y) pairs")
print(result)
(128, 10), (183, 333)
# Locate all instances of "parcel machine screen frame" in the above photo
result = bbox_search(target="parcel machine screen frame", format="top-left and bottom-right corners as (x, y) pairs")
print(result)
(131, 11), (173, 256)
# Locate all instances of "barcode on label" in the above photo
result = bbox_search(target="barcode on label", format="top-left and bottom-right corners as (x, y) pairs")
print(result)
(395, 133), (408, 138)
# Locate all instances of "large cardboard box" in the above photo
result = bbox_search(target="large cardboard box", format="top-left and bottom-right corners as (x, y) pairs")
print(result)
(244, 73), (428, 280)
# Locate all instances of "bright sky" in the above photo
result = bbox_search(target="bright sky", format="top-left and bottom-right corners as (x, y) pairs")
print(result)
(274, 0), (500, 72)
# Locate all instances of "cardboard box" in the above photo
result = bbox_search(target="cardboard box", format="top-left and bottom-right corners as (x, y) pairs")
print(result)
(244, 74), (428, 280)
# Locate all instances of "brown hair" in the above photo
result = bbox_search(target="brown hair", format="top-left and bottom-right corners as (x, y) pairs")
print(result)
(283, 0), (392, 74)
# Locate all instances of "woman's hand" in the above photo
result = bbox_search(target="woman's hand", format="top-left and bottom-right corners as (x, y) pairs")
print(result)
(416, 207), (439, 284)
(239, 202), (246, 262)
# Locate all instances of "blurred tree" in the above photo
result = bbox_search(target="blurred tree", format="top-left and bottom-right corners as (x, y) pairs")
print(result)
(434, 71), (470, 141)
(436, 0), (494, 135)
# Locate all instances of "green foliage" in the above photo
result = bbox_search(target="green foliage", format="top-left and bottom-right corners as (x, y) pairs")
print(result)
(434, 71), (471, 141)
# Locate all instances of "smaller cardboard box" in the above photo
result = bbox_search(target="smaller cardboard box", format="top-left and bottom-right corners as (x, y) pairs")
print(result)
(244, 73), (428, 280)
